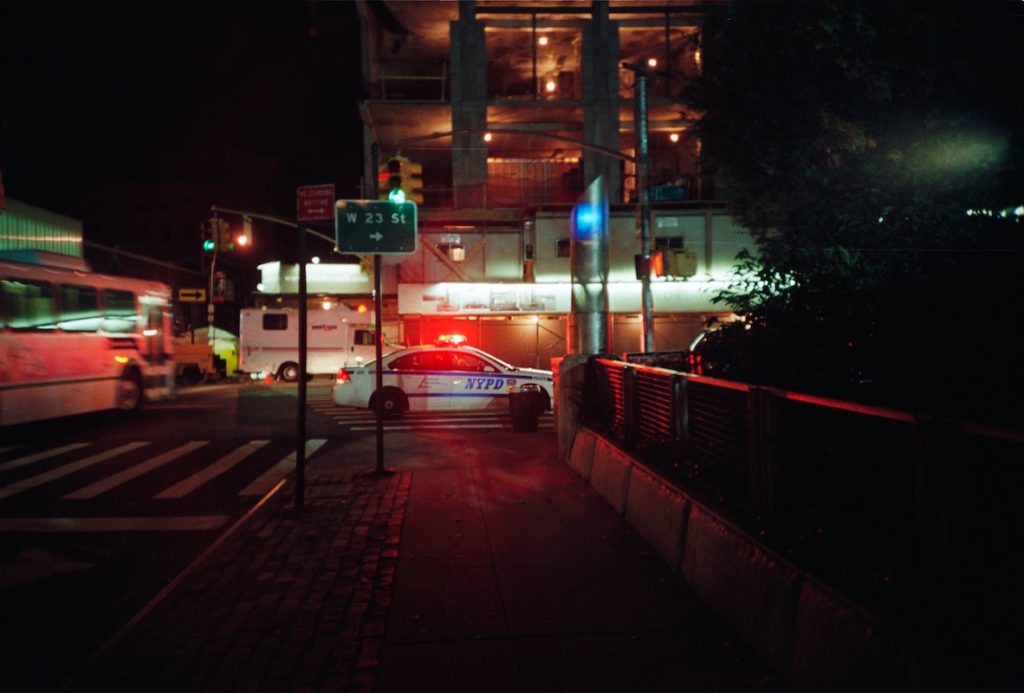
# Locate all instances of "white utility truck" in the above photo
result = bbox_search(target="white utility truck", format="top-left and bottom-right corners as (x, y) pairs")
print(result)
(239, 308), (391, 381)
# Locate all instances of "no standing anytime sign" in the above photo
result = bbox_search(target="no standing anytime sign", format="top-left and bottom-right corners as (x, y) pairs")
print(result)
(296, 184), (336, 221)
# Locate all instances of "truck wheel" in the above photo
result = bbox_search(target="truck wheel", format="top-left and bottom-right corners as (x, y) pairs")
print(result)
(180, 364), (202, 387)
(278, 362), (300, 382)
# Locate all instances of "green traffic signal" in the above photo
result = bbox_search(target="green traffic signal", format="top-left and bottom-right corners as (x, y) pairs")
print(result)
(203, 238), (215, 252)
(388, 188), (406, 203)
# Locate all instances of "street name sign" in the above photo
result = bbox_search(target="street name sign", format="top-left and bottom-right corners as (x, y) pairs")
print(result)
(335, 199), (418, 255)
(178, 288), (206, 303)
(297, 184), (336, 221)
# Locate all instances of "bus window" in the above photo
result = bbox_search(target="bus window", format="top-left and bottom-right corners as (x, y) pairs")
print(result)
(102, 289), (138, 333)
(59, 284), (102, 332)
(3, 278), (57, 330)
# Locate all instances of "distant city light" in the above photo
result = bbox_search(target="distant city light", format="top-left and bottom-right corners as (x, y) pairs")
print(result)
(669, 132), (680, 143)
(538, 36), (548, 46)
(311, 256), (321, 264)
(322, 300), (332, 310)
(483, 132), (492, 142)
(647, 57), (658, 68)
(545, 80), (556, 93)
(965, 205), (1024, 220)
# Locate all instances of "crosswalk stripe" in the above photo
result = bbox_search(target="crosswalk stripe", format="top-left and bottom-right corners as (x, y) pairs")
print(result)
(154, 440), (269, 499)
(238, 439), (326, 497)
(0, 516), (229, 533)
(63, 441), (209, 500)
(0, 443), (91, 474)
(0, 442), (149, 501)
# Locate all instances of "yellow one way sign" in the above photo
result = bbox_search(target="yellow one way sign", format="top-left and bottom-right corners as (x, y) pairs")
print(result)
(178, 288), (207, 303)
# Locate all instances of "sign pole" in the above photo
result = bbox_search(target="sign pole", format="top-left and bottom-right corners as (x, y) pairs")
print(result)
(369, 142), (392, 477)
(296, 222), (308, 511)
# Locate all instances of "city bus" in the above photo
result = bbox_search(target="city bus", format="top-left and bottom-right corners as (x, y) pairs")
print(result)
(0, 251), (175, 427)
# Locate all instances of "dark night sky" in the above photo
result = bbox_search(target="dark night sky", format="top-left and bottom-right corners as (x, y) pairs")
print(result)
(1, 0), (364, 272)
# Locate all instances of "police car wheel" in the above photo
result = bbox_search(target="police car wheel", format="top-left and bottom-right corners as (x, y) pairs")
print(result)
(375, 388), (404, 415)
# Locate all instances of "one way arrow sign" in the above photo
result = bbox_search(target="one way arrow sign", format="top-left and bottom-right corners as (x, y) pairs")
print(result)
(178, 288), (207, 303)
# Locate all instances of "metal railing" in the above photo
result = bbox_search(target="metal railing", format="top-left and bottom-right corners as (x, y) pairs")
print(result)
(581, 356), (1024, 643)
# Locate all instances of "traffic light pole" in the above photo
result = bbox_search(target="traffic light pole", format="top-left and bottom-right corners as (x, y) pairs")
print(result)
(370, 143), (392, 477)
(210, 204), (337, 511)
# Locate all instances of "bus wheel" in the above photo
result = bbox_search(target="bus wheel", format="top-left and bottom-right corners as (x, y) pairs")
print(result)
(118, 371), (143, 411)
(278, 362), (300, 382)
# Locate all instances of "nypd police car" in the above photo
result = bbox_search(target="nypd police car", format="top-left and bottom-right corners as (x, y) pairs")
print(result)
(332, 342), (554, 414)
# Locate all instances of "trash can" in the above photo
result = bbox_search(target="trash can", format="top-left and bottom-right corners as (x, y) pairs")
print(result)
(509, 383), (542, 432)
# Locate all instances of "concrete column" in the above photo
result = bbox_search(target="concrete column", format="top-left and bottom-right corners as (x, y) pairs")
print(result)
(450, 2), (487, 208)
(582, 1), (621, 200)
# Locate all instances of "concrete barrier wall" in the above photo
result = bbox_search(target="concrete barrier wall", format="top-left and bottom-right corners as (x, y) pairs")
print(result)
(624, 465), (688, 569)
(589, 435), (631, 514)
(564, 426), (954, 693)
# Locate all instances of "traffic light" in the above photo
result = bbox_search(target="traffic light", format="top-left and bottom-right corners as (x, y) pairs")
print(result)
(378, 155), (423, 204)
(385, 157), (404, 203)
(202, 226), (215, 252)
(215, 218), (234, 251)
(236, 216), (252, 248)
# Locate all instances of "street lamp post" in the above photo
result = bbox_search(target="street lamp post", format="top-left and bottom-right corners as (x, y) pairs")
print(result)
(623, 61), (665, 353)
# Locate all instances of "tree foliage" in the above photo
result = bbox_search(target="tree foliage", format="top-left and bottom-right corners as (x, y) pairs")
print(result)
(688, 1), (1024, 423)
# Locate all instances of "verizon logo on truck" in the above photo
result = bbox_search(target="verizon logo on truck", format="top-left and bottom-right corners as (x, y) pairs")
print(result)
(238, 308), (396, 382)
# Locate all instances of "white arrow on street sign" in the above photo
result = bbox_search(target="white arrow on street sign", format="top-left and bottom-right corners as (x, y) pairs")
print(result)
(369, 232), (383, 241)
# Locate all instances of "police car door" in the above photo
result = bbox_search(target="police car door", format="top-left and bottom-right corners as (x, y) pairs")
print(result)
(448, 351), (506, 410)
(393, 350), (451, 412)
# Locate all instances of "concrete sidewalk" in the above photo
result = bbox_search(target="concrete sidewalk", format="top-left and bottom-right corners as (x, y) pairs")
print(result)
(65, 430), (783, 692)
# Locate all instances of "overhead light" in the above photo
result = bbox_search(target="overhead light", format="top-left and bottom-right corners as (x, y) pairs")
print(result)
(647, 57), (658, 68)
(322, 300), (332, 311)
(483, 132), (493, 142)
(545, 80), (556, 93)
(538, 36), (548, 46)
(669, 132), (680, 143)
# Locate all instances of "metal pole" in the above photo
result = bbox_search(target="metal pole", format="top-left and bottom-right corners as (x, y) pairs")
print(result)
(369, 141), (391, 476)
(630, 64), (655, 353)
(296, 223), (307, 511)
(207, 216), (218, 345)
(374, 254), (386, 474)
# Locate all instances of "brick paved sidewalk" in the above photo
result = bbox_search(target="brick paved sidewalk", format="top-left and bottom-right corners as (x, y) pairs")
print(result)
(64, 471), (411, 693)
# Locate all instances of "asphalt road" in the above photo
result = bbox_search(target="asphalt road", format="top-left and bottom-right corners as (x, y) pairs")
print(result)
(0, 378), (550, 691)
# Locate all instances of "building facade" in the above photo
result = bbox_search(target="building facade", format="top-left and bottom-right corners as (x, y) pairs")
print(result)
(352, 0), (746, 365)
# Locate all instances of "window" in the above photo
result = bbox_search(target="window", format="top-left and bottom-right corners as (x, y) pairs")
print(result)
(59, 284), (102, 332)
(390, 352), (446, 371)
(263, 314), (288, 331)
(353, 329), (375, 346)
(102, 289), (138, 333)
(655, 236), (684, 250)
(3, 279), (57, 330)
(450, 352), (494, 373)
(556, 238), (571, 258)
